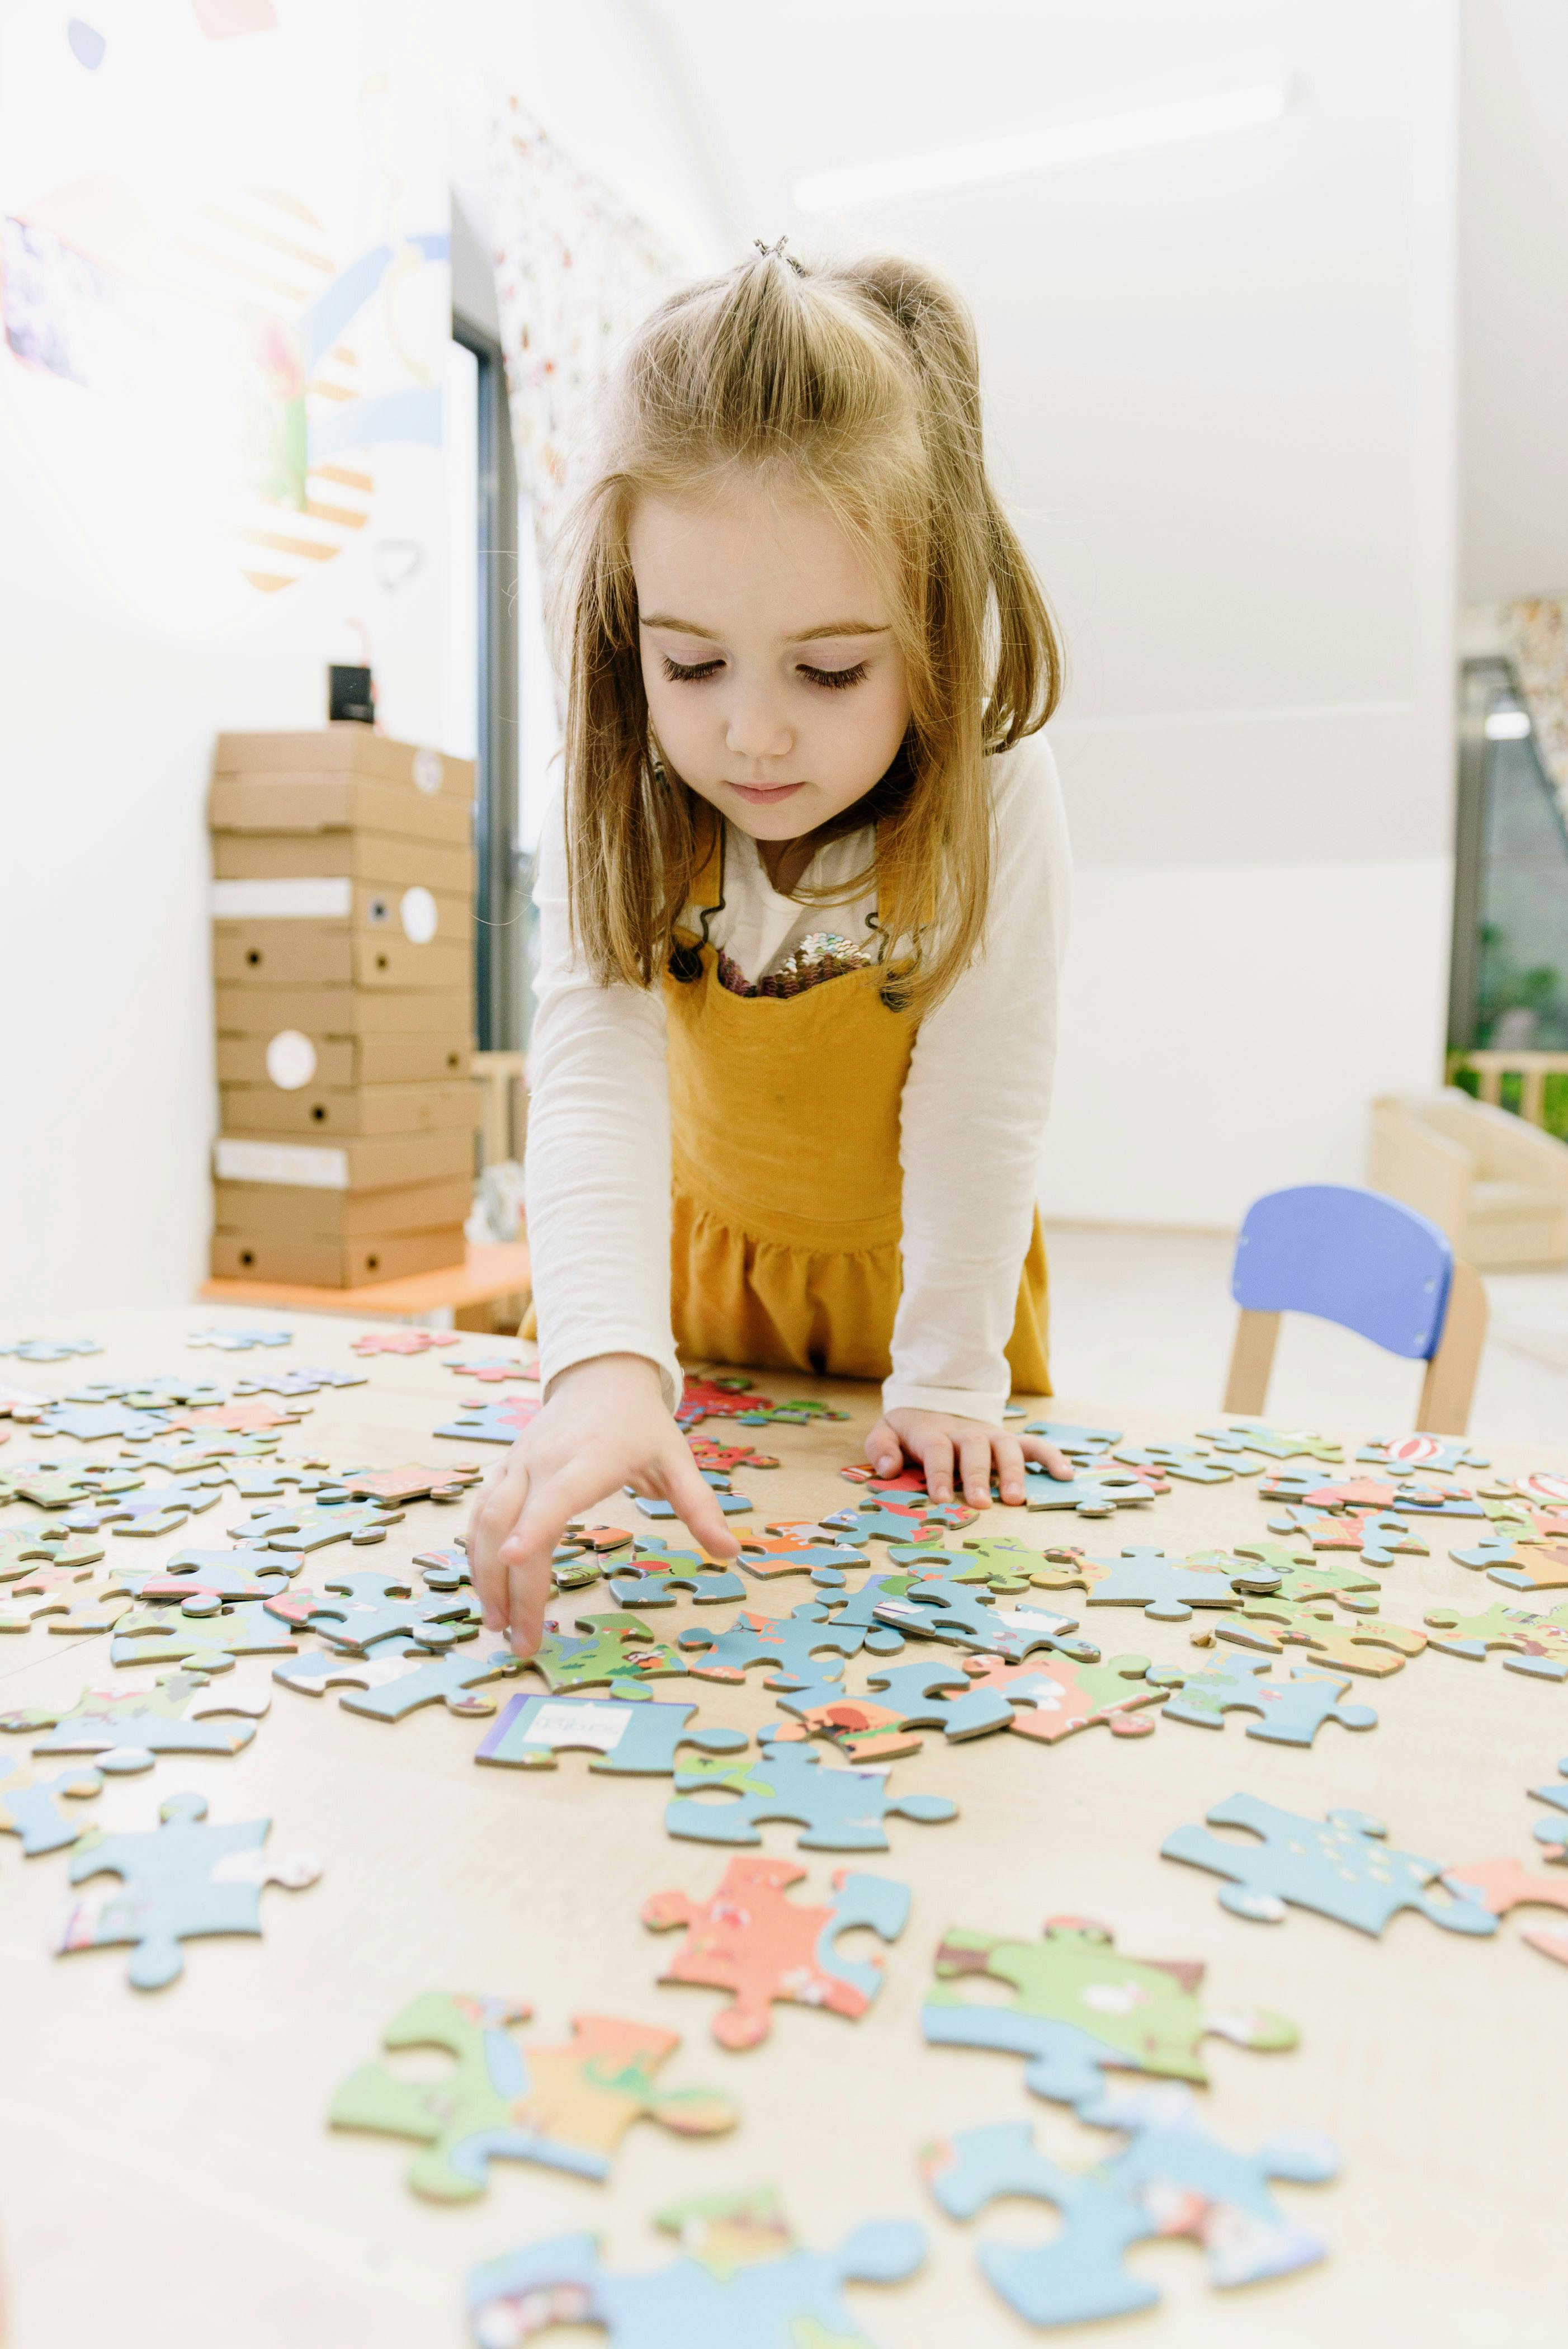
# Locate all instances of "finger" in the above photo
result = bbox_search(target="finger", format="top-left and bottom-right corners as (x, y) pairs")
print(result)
(864, 1417), (904, 1478)
(994, 1435), (1027, 1507)
(470, 1454), (532, 1630)
(958, 1435), (994, 1508)
(661, 1454), (742, 1559)
(507, 1556), (550, 1659)
(921, 1435), (956, 1504)
(1020, 1437), (1074, 1482)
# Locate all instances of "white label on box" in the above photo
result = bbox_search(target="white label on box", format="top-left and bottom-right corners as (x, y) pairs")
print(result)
(212, 879), (352, 919)
(527, 1701), (632, 1752)
(215, 1138), (348, 1190)
(265, 1030), (318, 1091)
(412, 748), (444, 795)
(400, 885), (438, 944)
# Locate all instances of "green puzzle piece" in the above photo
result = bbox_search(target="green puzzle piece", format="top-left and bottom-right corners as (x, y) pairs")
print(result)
(329, 1990), (736, 2200)
(1218, 1540), (1382, 1612)
(108, 1600), (298, 1673)
(1422, 1598), (1568, 1678)
(885, 1536), (1045, 1593)
(529, 1611), (687, 1697)
(923, 1914), (1297, 2102)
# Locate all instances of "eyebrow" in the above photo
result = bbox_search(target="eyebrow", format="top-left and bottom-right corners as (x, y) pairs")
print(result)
(639, 613), (891, 644)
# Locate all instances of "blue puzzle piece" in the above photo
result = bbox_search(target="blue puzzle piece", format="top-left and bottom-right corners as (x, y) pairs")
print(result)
(678, 1604), (875, 1688)
(476, 1693), (747, 1774)
(1530, 1756), (1568, 1856)
(465, 2195), (924, 2349)
(187, 1328), (291, 1350)
(1021, 1465), (1159, 1517)
(821, 1501), (977, 1545)
(632, 1489), (753, 1518)
(1162, 1793), (1498, 1935)
(54, 1791), (320, 1989)
(858, 1658), (1016, 1742)
(799, 1576), (909, 1652)
(666, 1733), (957, 1851)
(1158, 1657), (1378, 1747)
(1112, 1442), (1234, 1485)
(1022, 1422), (1121, 1459)
(870, 1577), (1089, 1663)
(608, 1537), (746, 1607)
(0, 1755), (105, 1853)
(923, 2088), (1337, 2328)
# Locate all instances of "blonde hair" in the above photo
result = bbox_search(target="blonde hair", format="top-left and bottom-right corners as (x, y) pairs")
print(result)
(556, 244), (1062, 1012)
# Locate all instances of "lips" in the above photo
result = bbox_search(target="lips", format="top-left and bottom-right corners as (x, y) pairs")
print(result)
(727, 780), (805, 803)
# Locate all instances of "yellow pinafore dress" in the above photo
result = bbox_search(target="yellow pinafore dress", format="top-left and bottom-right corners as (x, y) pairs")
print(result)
(661, 834), (1052, 1394)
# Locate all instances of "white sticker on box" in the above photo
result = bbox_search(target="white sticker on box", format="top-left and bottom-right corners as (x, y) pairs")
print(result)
(264, 1030), (318, 1092)
(215, 1138), (348, 1189)
(526, 1701), (632, 1752)
(412, 748), (444, 795)
(212, 879), (352, 920)
(400, 885), (438, 945)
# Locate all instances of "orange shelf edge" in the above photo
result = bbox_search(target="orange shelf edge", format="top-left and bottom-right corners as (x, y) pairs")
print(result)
(198, 1239), (531, 1321)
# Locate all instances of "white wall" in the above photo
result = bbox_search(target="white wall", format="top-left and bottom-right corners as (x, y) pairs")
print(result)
(646, 0), (1463, 1228)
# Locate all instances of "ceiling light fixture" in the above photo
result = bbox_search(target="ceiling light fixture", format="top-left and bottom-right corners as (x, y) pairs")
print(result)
(1485, 709), (1532, 741)
(792, 79), (1291, 213)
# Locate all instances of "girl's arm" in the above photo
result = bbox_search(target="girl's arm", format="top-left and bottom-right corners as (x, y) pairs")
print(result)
(466, 794), (737, 1654)
(870, 733), (1072, 1504)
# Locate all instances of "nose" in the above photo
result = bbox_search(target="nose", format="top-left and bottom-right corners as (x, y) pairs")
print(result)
(724, 685), (794, 767)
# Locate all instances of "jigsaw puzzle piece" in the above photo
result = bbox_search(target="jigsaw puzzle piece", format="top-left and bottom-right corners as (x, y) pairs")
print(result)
(735, 1526), (871, 1581)
(330, 1993), (736, 2199)
(188, 1327), (292, 1350)
(799, 1574), (909, 1654)
(121, 1545), (297, 1610)
(0, 1461), (143, 1511)
(1197, 1421), (1343, 1465)
(1157, 1657), (1378, 1746)
(1528, 1756), (1568, 1856)
(678, 1604), (871, 1688)
(821, 1500), (979, 1545)
(0, 1755), (106, 1852)
(1028, 1544), (1255, 1621)
(1162, 1793), (1498, 1935)
(1022, 1421), (1122, 1460)
(1421, 1599), (1568, 1678)
(476, 1694), (745, 1772)
(1213, 1595), (1427, 1676)
(884, 1535), (1044, 1592)
(62, 1479), (224, 1540)
(856, 1659), (1016, 1742)
(440, 1354), (536, 1382)
(3, 1668), (268, 1768)
(331, 1460), (481, 1504)
(665, 1732), (956, 1851)
(607, 1536), (746, 1608)
(464, 2190), (923, 2348)
(434, 1398), (543, 1445)
(129, 1432), (281, 1475)
(1112, 1441), (1234, 1484)
(265, 1568), (478, 1653)
(958, 1650), (1168, 1742)
(108, 1599), (299, 1673)
(229, 1499), (403, 1552)
(923, 1914), (1297, 2104)
(277, 1642), (522, 1720)
(71, 1375), (224, 1412)
(1358, 1433), (1489, 1476)
(1265, 1506), (1427, 1566)
(868, 1576), (1086, 1662)
(1021, 1467), (1160, 1517)
(1225, 1539), (1382, 1611)
(1440, 1853), (1568, 1964)
(0, 1557), (112, 1633)
(232, 1366), (368, 1398)
(643, 1856), (910, 2048)
(529, 1612), (687, 1696)
(923, 2089), (1336, 2327)
(54, 1791), (320, 1989)
(1456, 1531), (1568, 1593)
(0, 1524), (105, 1582)
(349, 1328), (456, 1355)
(766, 1678), (928, 1762)
(35, 1401), (173, 1444)
(0, 1336), (100, 1364)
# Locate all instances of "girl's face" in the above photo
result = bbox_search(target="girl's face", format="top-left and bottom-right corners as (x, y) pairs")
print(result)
(629, 475), (913, 846)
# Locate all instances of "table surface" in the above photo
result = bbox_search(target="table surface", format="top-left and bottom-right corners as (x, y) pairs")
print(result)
(2, 1308), (1566, 2349)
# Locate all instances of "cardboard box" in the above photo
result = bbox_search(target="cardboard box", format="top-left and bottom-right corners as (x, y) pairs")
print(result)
(214, 729), (473, 796)
(215, 1034), (471, 1087)
(209, 880), (473, 942)
(214, 1131), (471, 1191)
(214, 1175), (472, 1238)
(215, 985), (473, 1039)
(212, 927), (471, 991)
(212, 832), (475, 896)
(218, 1082), (476, 1138)
(209, 777), (470, 847)
(210, 1227), (467, 1286)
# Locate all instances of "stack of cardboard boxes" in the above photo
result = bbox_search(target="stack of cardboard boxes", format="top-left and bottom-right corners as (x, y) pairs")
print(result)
(209, 729), (477, 1286)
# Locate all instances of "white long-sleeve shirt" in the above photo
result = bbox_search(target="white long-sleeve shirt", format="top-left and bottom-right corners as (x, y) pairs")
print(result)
(525, 730), (1071, 1423)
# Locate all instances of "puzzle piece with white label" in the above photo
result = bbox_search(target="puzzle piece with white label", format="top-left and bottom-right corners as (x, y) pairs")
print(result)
(476, 1694), (747, 1773)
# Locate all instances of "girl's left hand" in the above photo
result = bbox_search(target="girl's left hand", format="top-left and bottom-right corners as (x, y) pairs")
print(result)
(866, 1408), (1072, 1508)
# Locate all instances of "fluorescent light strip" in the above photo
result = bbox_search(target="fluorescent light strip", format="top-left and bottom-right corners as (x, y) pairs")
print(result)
(792, 81), (1290, 213)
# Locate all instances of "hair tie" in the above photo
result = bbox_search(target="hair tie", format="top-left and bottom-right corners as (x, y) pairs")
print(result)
(753, 234), (804, 276)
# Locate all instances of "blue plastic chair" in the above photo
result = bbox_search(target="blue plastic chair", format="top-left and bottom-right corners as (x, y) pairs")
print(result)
(1222, 1185), (1487, 1435)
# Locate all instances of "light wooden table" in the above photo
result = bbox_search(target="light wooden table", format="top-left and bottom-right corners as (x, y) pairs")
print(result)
(2, 1308), (1566, 2348)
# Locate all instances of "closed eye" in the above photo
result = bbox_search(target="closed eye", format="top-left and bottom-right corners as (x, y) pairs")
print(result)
(661, 654), (725, 683)
(799, 662), (867, 691)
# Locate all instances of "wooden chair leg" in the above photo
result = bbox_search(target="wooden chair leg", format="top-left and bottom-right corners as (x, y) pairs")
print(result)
(1417, 1260), (1487, 1435)
(1224, 1309), (1281, 1414)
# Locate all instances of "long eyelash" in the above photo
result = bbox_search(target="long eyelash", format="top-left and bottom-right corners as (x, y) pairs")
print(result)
(661, 655), (724, 682)
(800, 662), (867, 691)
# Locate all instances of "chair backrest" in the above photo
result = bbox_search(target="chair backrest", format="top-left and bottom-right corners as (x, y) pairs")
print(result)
(1231, 1184), (1453, 1362)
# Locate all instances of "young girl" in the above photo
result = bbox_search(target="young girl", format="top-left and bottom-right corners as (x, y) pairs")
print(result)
(470, 240), (1071, 1654)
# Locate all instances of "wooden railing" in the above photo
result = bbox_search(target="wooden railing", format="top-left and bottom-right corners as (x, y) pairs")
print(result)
(1456, 1049), (1568, 1129)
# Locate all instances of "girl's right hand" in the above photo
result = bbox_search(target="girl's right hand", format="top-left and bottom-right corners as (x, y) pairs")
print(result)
(465, 1352), (739, 1658)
